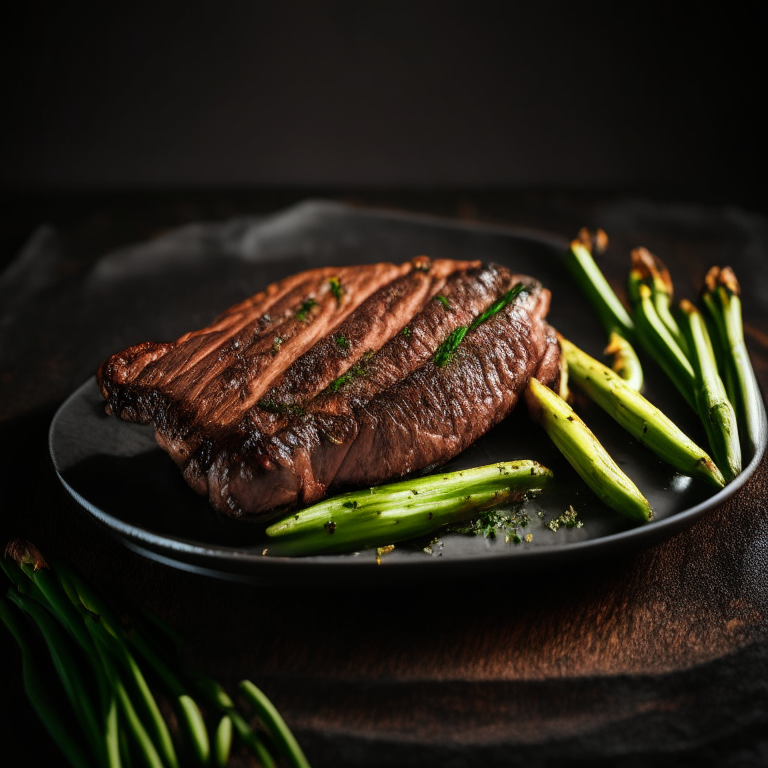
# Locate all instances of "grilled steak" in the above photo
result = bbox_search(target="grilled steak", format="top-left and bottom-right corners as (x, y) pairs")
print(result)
(98, 257), (559, 521)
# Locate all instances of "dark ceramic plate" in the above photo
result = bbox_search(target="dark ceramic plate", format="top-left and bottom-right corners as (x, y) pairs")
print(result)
(49, 202), (767, 584)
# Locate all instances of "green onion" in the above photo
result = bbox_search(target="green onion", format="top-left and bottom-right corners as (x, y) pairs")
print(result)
(2, 540), (305, 768)
(630, 247), (688, 354)
(0, 598), (95, 768)
(265, 461), (552, 556)
(679, 299), (742, 481)
(702, 266), (763, 455)
(565, 239), (634, 339)
(295, 297), (317, 321)
(191, 673), (276, 768)
(213, 715), (233, 768)
(7, 590), (106, 764)
(559, 336), (724, 487)
(603, 331), (643, 392)
(88, 617), (168, 768)
(239, 680), (312, 768)
(434, 294), (451, 310)
(525, 376), (653, 522)
(632, 284), (697, 410)
(566, 233), (643, 388)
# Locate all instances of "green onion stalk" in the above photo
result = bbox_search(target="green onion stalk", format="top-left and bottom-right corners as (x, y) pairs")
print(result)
(189, 673), (276, 768)
(678, 300), (742, 482)
(2, 539), (312, 768)
(525, 376), (653, 522)
(565, 231), (643, 390)
(630, 247), (689, 355)
(0, 598), (96, 768)
(603, 331), (643, 392)
(631, 283), (697, 410)
(240, 680), (312, 768)
(702, 266), (763, 455)
(559, 335), (724, 487)
(6, 589), (107, 764)
(266, 461), (553, 556)
(54, 558), (209, 767)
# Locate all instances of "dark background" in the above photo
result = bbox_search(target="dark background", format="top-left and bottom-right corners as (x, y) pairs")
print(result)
(2, 3), (763, 195)
(3, 2), (765, 273)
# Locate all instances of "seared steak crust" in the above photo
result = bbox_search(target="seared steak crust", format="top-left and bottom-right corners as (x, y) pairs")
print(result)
(98, 258), (559, 521)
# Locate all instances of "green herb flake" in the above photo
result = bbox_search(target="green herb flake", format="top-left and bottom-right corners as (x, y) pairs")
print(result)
(295, 297), (318, 321)
(423, 539), (444, 557)
(544, 505), (584, 532)
(433, 282), (527, 368)
(328, 372), (353, 392)
(329, 277), (345, 306)
(402, 326), (411, 337)
(257, 398), (305, 417)
(376, 544), (395, 564)
(449, 507), (531, 544)
(326, 350), (374, 392)
(434, 294), (451, 310)
(335, 334), (350, 351)
(468, 283), (527, 332)
(433, 326), (468, 368)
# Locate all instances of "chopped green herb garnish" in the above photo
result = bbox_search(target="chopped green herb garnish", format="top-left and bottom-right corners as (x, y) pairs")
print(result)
(402, 326), (411, 337)
(295, 297), (317, 321)
(326, 350), (374, 392)
(376, 544), (395, 563)
(271, 336), (284, 356)
(433, 327), (468, 368)
(335, 335), (350, 351)
(468, 283), (527, 332)
(544, 505), (584, 532)
(327, 370), (356, 393)
(257, 398), (305, 416)
(329, 277), (345, 306)
(450, 506), (531, 543)
(433, 282), (527, 368)
(423, 539), (444, 556)
(434, 294), (451, 310)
